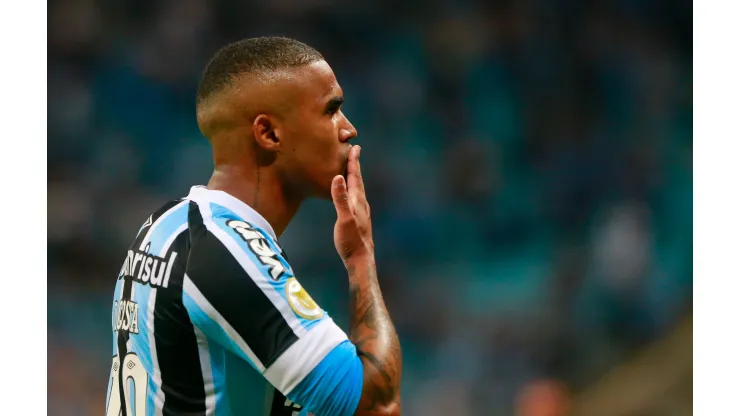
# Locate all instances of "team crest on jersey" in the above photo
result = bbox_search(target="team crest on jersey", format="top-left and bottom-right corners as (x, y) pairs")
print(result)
(226, 220), (288, 281)
(285, 277), (323, 320)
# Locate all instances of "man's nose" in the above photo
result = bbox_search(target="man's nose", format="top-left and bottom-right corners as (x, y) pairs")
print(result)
(339, 114), (358, 142)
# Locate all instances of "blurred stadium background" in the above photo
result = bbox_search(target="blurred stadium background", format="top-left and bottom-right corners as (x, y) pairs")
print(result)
(47, 0), (692, 415)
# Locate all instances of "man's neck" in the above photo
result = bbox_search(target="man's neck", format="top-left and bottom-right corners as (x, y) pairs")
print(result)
(206, 165), (301, 237)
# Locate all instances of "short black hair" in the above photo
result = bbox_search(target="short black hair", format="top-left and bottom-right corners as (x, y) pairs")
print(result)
(196, 36), (324, 108)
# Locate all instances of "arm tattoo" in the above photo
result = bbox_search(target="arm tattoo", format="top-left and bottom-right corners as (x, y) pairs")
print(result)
(347, 260), (402, 412)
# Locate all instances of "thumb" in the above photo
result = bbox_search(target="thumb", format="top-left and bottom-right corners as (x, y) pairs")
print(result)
(331, 175), (352, 218)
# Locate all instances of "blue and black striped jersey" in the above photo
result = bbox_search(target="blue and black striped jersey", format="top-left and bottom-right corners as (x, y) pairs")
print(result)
(106, 186), (363, 416)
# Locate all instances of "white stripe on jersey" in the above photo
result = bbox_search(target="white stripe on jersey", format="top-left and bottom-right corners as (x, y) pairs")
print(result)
(161, 222), (188, 253)
(139, 199), (189, 250)
(187, 191), (308, 338)
(182, 274), (266, 371)
(263, 318), (349, 395)
(147, 288), (165, 416)
(144, 203), (190, 416)
(193, 326), (216, 416)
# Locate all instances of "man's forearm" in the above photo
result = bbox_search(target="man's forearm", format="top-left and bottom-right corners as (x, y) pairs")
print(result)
(347, 254), (402, 413)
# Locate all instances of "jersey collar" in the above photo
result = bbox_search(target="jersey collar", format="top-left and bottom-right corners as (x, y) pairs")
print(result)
(186, 185), (278, 241)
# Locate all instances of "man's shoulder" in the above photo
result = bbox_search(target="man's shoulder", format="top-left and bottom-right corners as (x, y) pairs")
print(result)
(209, 203), (272, 239)
(187, 200), (291, 283)
(192, 200), (280, 250)
(132, 197), (190, 247)
(185, 186), (280, 245)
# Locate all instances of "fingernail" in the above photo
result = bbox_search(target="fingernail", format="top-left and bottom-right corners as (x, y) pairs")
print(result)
(357, 145), (362, 156)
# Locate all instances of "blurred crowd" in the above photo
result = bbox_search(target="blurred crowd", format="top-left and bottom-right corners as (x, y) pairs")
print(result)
(47, 0), (692, 414)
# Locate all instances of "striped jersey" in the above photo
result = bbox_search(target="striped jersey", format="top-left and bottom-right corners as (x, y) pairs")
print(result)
(106, 186), (364, 416)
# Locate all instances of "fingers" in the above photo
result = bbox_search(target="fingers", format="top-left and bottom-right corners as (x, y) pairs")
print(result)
(346, 146), (359, 191)
(354, 146), (366, 194)
(346, 145), (366, 199)
(331, 175), (352, 219)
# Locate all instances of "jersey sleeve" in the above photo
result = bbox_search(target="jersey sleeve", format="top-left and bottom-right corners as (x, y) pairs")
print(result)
(181, 204), (363, 416)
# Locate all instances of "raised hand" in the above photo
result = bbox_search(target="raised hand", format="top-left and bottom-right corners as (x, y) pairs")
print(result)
(331, 145), (374, 263)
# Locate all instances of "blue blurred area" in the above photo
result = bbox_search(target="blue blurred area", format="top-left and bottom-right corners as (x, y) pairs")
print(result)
(48, 0), (692, 414)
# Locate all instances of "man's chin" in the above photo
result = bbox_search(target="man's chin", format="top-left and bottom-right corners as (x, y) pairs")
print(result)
(318, 189), (334, 201)
(306, 169), (345, 201)
(317, 174), (343, 201)
(304, 179), (334, 201)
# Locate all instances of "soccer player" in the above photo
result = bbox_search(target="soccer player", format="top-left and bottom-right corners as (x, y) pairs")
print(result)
(106, 37), (402, 416)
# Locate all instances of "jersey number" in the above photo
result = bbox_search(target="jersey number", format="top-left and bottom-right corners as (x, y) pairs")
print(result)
(106, 353), (148, 416)
(284, 398), (302, 416)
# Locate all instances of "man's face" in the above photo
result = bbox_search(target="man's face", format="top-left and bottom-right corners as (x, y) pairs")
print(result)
(276, 60), (357, 199)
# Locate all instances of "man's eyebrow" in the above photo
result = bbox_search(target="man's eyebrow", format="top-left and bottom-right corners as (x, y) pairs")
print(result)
(324, 96), (344, 112)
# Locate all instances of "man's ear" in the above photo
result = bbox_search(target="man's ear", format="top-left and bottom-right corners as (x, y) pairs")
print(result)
(253, 114), (281, 152)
